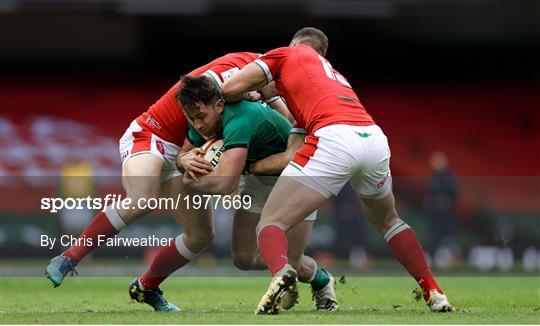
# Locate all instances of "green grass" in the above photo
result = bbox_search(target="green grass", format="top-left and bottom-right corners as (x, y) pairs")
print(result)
(1, 276), (539, 324)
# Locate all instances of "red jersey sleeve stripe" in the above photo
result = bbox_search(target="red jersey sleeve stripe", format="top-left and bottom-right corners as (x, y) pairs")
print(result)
(203, 70), (223, 88)
(253, 59), (273, 83)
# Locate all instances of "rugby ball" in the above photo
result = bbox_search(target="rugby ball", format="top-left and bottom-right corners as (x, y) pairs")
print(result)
(199, 138), (225, 171)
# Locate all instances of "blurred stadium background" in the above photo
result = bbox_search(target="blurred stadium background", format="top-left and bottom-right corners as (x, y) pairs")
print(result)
(1, 0), (539, 277)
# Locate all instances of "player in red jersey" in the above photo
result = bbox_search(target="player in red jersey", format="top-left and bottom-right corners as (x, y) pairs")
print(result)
(45, 52), (290, 312)
(222, 27), (454, 314)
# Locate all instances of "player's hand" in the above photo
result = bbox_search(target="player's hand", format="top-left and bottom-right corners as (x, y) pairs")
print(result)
(177, 148), (212, 182)
(244, 91), (262, 102)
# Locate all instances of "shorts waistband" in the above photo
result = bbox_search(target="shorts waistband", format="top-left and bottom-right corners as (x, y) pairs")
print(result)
(314, 123), (381, 135)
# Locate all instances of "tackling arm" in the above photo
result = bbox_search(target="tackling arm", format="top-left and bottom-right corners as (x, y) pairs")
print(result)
(184, 147), (247, 195)
(250, 133), (304, 175)
(267, 97), (293, 123)
(259, 81), (279, 99)
(262, 82), (293, 122)
(221, 62), (268, 102)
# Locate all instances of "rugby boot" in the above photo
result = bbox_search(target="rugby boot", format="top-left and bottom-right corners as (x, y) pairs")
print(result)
(129, 278), (181, 312)
(427, 289), (455, 312)
(281, 281), (299, 310)
(255, 269), (297, 315)
(312, 269), (338, 312)
(46, 255), (78, 287)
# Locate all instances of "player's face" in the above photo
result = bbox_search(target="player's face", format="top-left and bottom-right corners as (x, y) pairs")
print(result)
(185, 99), (224, 139)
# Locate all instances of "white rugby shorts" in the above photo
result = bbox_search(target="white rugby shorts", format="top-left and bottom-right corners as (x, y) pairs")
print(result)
(283, 124), (392, 199)
(238, 174), (317, 220)
(119, 120), (182, 182)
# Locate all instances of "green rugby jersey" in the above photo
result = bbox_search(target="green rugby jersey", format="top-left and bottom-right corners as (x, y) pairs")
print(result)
(187, 100), (292, 162)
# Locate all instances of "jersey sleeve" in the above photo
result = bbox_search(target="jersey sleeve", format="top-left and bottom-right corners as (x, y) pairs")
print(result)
(203, 65), (238, 88)
(222, 114), (254, 150)
(290, 121), (306, 134)
(253, 47), (289, 84)
(187, 125), (206, 147)
(203, 54), (260, 88)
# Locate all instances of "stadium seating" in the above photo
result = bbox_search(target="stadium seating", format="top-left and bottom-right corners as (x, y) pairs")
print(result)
(1, 79), (538, 212)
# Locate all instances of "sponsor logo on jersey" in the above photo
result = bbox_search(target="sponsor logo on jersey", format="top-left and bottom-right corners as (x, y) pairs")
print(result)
(145, 114), (162, 130)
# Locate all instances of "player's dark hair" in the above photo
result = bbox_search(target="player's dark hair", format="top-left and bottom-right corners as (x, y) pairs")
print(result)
(292, 27), (329, 56)
(176, 75), (222, 113)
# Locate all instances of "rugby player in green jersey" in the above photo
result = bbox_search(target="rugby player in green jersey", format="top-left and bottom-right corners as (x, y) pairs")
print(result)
(175, 75), (338, 312)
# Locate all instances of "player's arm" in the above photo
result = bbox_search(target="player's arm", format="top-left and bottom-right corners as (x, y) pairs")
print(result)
(221, 62), (268, 102)
(183, 148), (247, 194)
(259, 81), (279, 99)
(203, 67), (261, 103)
(262, 82), (293, 122)
(266, 97), (293, 122)
(250, 133), (304, 175)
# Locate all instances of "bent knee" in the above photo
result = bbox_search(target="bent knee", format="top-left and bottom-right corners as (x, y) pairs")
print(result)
(184, 230), (214, 252)
(118, 206), (153, 224)
(196, 230), (215, 249)
(119, 192), (161, 223)
(232, 254), (255, 271)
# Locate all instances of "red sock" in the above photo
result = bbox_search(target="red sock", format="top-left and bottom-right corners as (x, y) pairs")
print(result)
(63, 211), (121, 262)
(139, 236), (192, 290)
(386, 223), (442, 301)
(258, 225), (289, 276)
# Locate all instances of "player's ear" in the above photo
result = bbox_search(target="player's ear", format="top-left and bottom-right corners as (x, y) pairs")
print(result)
(215, 98), (225, 113)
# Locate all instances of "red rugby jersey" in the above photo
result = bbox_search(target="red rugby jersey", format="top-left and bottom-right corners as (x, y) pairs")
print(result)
(255, 45), (374, 134)
(135, 52), (261, 145)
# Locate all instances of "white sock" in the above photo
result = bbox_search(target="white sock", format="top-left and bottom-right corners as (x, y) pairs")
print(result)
(104, 205), (127, 231)
(384, 220), (411, 242)
(175, 234), (199, 260)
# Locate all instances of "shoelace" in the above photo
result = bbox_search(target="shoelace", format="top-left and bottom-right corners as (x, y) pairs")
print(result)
(145, 288), (169, 305)
(59, 260), (78, 276)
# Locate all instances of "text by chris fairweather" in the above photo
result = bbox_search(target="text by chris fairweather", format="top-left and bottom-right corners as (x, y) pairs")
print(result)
(40, 234), (174, 249)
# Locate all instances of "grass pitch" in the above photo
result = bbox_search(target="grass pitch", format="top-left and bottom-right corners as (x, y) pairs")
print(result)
(1, 276), (539, 324)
